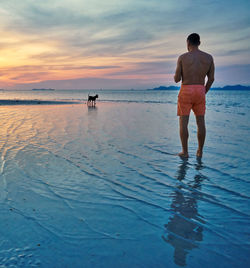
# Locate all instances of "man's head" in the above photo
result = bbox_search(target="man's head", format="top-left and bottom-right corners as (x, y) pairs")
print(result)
(187, 33), (200, 51)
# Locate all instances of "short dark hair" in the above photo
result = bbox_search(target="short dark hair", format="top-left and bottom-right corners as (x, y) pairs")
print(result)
(187, 33), (200, 46)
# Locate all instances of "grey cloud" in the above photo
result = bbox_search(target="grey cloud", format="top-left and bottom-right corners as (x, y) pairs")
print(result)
(216, 64), (250, 72)
(3, 0), (241, 61)
(1, 1), (195, 44)
(0, 64), (121, 74)
(109, 61), (176, 76)
(215, 64), (250, 85)
(12, 76), (154, 90)
(213, 48), (250, 57)
(10, 72), (51, 80)
(2, 1), (250, 40)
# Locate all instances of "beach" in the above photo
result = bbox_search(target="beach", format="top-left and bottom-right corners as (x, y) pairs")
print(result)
(0, 100), (81, 105)
(0, 90), (249, 267)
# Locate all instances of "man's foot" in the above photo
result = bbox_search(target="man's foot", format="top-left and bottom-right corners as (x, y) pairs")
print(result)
(178, 152), (189, 158)
(196, 149), (203, 158)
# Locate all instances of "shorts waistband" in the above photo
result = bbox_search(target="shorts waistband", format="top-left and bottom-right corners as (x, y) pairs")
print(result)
(181, 84), (205, 89)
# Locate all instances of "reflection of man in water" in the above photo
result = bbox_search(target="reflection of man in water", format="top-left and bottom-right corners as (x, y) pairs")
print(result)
(162, 159), (205, 266)
(174, 33), (215, 158)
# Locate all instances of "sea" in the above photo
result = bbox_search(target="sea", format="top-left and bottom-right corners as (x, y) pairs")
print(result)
(0, 89), (249, 267)
(1, 89), (250, 111)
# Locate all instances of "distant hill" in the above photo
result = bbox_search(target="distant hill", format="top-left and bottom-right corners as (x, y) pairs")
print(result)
(148, 85), (250, 91)
(148, 86), (179, 90)
(32, 88), (55, 91)
(212, 85), (250, 90)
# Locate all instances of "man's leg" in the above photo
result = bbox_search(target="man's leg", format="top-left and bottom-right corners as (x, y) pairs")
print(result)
(178, 115), (189, 158)
(195, 115), (206, 157)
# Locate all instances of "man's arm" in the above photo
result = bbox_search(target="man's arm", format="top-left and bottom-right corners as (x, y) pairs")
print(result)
(174, 56), (182, 83)
(205, 58), (215, 93)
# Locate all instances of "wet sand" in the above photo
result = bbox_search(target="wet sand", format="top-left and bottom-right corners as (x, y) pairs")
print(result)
(0, 99), (82, 105)
(0, 102), (249, 267)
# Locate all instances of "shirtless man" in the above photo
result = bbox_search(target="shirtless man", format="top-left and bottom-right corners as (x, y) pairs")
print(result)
(174, 33), (214, 158)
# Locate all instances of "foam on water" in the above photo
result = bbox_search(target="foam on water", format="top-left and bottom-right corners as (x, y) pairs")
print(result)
(0, 90), (249, 267)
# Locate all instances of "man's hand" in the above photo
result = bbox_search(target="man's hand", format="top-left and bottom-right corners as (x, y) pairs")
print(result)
(205, 59), (215, 93)
(174, 56), (182, 83)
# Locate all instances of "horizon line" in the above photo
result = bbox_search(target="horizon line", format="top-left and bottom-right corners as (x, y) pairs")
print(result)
(1, 84), (250, 91)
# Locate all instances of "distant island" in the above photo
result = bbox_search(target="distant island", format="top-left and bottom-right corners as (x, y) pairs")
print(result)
(148, 85), (250, 91)
(148, 86), (179, 90)
(211, 85), (250, 90)
(32, 88), (55, 91)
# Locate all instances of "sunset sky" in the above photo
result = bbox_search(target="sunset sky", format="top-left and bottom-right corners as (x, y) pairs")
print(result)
(0, 0), (249, 89)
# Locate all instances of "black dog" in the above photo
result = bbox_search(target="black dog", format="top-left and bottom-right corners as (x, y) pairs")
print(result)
(87, 94), (98, 106)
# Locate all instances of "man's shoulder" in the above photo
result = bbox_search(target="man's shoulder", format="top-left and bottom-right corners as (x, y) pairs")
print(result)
(179, 52), (189, 59)
(178, 51), (214, 63)
(199, 50), (214, 60)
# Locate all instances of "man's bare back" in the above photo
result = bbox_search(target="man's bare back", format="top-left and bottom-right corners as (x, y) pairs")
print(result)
(174, 49), (214, 93)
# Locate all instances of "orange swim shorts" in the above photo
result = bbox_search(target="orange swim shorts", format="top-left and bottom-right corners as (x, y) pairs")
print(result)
(177, 84), (206, 116)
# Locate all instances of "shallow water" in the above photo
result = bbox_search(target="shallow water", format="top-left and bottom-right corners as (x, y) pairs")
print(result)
(1, 89), (249, 116)
(0, 91), (249, 267)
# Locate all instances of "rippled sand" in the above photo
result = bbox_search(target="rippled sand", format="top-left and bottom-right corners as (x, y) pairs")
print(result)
(0, 99), (81, 105)
(0, 102), (249, 267)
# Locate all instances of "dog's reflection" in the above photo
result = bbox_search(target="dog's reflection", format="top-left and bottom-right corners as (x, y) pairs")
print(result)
(87, 105), (98, 113)
(162, 159), (206, 266)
